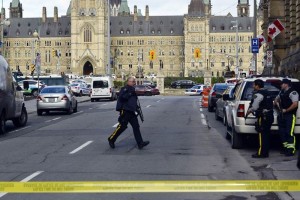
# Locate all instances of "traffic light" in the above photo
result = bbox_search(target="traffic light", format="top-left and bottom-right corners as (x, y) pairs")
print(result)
(30, 64), (35, 76)
(150, 50), (155, 60)
(194, 48), (201, 59)
(52, 49), (57, 57)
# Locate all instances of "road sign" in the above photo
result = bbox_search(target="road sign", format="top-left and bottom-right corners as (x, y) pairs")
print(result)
(266, 51), (273, 68)
(251, 38), (259, 53)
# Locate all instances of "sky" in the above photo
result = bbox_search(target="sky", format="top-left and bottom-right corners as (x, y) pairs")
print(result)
(2, 0), (256, 18)
(2, 0), (253, 18)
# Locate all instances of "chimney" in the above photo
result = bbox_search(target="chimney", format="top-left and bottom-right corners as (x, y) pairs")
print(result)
(54, 7), (58, 22)
(134, 5), (137, 21)
(42, 7), (47, 23)
(145, 5), (149, 21)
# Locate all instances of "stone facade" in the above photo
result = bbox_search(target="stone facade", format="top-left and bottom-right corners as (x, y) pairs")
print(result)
(1, 0), (263, 78)
(259, 0), (300, 79)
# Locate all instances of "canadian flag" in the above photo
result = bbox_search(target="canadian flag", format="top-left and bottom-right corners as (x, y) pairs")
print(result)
(258, 33), (272, 48)
(268, 19), (285, 40)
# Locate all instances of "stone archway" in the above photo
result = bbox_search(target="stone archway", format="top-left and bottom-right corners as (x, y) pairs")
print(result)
(83, 61), (93, 75)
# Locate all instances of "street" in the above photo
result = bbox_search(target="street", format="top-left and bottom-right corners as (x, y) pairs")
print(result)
(0, 96), (299, 200)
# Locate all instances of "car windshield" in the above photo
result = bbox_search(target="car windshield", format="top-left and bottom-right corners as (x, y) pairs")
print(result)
(41, 87), (66, 94)
(71, 84), (79, 86)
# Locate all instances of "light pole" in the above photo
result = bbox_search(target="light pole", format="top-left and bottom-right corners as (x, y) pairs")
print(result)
(253, 0), (257, 75)
(106, 0), (111, 77)
(231, 20), (239, 79)
(33, 30), (41, 93)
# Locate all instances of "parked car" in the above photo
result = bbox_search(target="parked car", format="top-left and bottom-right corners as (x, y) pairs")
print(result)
(90, 76), (117, 102)
(18, 79), (46, 97)
(70, 83), (90, 96)
(36, 86), (78, 115)
(224, 77), (300, 149)
(135, 85), (160, 96)
(0, 55), (28, 134)
(208, 83), (233, 112)
(170, 80), (196, 89)
(142, 80), (154, 86)
(185, 84), (207, 96)
(215, 85), (235, 124)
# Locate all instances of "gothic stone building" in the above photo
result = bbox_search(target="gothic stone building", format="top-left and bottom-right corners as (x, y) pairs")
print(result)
(1, 0), (263, 78)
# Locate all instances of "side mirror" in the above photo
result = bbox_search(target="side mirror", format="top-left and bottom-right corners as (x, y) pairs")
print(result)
(216, 94), (222, 99)
(223, 94), (230, 101)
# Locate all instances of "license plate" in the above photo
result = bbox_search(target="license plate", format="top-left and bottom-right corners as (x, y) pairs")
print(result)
(48, 98), (55, 103)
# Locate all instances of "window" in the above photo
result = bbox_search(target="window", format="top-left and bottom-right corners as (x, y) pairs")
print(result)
(84, 25), (92, 43)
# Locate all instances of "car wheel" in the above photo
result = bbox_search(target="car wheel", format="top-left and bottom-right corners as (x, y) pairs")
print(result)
(208, 104), (214, 112)
(0, 111), (6, 135)
(223, 111), (227, 126)
(32, 89), (38, 97)
(145, 92), (152, 96)
(73, 102), (78, 113)
(91, 98), (94, 102)
(12, 106), (28, 127)
(67, 104), (73, 115)
(231, 118), (243, 149)
(37, 109), (43, 116)
(215, 109), (221, 121)
(79, 91), (83, 97)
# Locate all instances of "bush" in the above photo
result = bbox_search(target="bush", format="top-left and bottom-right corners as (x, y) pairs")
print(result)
(114, 81), (125, 89)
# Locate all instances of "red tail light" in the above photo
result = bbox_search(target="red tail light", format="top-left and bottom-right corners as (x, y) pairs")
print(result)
(37, 95), (42, 101)
(237, 104), (245, 117)
(61, 95), (68, 100)
(211, 92), (216, 97)
(110, 88), (112, 93)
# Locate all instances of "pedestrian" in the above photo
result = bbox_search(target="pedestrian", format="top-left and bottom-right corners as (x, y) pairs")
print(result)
(246, 79), (274, 158)
(274, 79), (298, 156)
(108, 77), (149, 149)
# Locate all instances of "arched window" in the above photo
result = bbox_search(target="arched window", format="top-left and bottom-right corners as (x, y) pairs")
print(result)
(84, 25), (92, 43)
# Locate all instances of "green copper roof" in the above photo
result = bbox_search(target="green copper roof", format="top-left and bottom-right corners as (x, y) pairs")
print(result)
(66, 1), (71, 16)
(118, 0), (130, 15)
(11, 0), (20, 7)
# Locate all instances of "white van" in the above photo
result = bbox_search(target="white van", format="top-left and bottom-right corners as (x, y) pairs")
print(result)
(0, 55), (28, 134)
(90, 76), (117, 102)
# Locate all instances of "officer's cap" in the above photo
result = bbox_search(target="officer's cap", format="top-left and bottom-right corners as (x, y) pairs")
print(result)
(281, 78), (291, 85)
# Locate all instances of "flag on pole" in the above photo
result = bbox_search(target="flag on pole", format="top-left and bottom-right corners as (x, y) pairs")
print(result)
(268, 19), (285, 40)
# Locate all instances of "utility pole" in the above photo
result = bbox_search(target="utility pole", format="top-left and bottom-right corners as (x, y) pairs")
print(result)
(232, 20), (239, 79)
(253, 0), (258, 75)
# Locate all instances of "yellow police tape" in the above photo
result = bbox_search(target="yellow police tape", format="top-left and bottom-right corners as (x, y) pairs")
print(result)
(0, 180), (300, 193)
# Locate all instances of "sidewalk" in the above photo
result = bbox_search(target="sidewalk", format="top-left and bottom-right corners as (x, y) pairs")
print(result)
(24, 96), (91, 114)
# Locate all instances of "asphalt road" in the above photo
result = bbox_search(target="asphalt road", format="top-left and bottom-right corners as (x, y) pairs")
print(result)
(0, 96), (299, 199)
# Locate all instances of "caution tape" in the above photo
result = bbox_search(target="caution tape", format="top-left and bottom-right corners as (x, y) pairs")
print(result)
(0, 180), (300, 193)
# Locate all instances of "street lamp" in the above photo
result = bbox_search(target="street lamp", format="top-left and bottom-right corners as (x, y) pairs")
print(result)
(231, 20), (239, 79)
(33, 30), (41, 93)
(106, 0), (111, 77)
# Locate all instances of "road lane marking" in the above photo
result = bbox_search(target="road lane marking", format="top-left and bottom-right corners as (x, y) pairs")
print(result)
(146, 105), (151, 108)
(200, 113), (205, 119)
(69, 141), (93, 154)
(201, 119), (207, 126)
(103, 104), (107, 106)
(199, 108), (203, 112)
(113, 123), (119, 127)
(156, 100), (161, 103)
(74, 111), (83, 114)
(10, 126), (31, 133)
(0, 171), (43, 198)
(45, 117), (61, 123)
(89, 108), (93, 110)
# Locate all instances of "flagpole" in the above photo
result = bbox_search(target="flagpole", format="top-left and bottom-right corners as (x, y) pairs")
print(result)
(253, 0), (257, 75)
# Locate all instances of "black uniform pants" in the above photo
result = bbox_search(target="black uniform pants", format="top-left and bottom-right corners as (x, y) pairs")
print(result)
(109, 110), (143, 145)
(256, 113), (273, 156)
(278, 113), (296, 154)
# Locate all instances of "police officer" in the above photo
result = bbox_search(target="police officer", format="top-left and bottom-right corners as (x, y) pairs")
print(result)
(274, 79), (298, 156)
(246, 79), (274, 158)
(108, 77), (149, 149)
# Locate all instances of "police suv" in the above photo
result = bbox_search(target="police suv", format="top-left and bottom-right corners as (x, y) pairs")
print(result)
(223, 77), (300, 149)
(0, 56), (28, 134)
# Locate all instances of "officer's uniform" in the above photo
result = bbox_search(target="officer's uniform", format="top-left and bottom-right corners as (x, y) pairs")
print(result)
(249, 89), (274, 157)
(108, 85), (144, 147)
(277, 86), (299, 156)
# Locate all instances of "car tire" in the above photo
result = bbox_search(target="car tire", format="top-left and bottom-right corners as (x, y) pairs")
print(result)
(79, 91), (83, 97)
(67, 104), (73, 115)
(215, 109), (221, 121)
(208, 104), (214, 112)
(32, 89), (38, 97)
(73, 102), (78, 113)
(12, 106), (28, 127)
(231, 118), (243, 149)
(0, 111), (6, 135)
(37, 109), (43, 116)
(145, 92), (152, 96)
(223, 111), (227, 126)
(91, 98), (94, 102)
